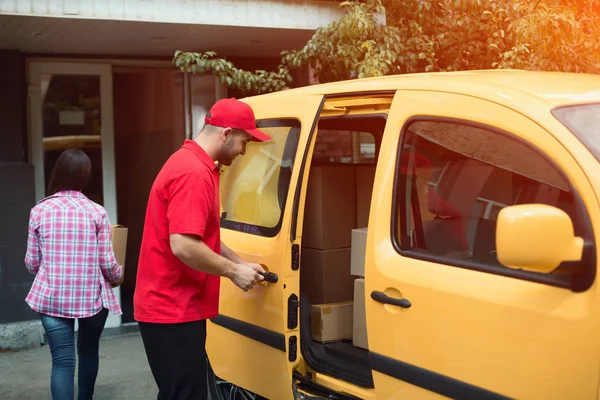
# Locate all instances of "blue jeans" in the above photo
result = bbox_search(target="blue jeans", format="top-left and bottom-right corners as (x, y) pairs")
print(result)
(40, 308), (109, 400)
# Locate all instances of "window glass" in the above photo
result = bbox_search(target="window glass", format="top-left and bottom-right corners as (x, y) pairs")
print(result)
(553, 103), (600, 163)
(220, 120), (300, 237)
(313, 129), (376, 164)
(395, 120), (576, 282)
(41, 74), (104, 204)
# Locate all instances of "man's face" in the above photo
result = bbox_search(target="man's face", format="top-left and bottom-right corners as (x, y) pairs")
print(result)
(413, 165), (432, 190)
(218, 129), (252, 166)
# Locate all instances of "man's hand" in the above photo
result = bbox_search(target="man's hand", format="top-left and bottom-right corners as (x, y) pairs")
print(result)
(242, 262), (265, 275)
(243, 262), (267, 285)
(229, 263), (265, 292)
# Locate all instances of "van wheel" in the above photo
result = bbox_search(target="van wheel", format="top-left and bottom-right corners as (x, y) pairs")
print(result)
(206, 356), (267, 400)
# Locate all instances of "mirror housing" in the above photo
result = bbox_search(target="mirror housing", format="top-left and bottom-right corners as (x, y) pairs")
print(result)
(496, 204), (584, 274)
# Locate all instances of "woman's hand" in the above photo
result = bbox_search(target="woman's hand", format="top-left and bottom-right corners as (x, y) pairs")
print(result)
(110, 266), (125, 288)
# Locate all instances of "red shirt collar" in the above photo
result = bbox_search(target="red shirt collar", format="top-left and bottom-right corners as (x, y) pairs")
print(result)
(182, 140), (219, 171)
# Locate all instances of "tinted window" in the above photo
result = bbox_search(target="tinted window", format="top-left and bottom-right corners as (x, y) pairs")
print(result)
(220, 120), (300, 237)
(553, 103), (600, 163)
(394, 120), (577, 283)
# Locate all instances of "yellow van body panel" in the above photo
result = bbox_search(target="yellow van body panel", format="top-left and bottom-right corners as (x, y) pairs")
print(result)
(209, 70), (600, 399)
(366, 90), (600, 399)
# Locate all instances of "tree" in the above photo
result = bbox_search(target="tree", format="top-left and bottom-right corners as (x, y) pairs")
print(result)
(173, 0), (395, 94)
(383, 0), (600, 73)
(173, 0), (600, 96)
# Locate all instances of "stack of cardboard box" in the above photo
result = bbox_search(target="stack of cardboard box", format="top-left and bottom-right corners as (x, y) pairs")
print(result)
(356, 166), (376, 228)
(301, 164), (375, 344)
(351, 228), (368, 349)
(352, 165), (373, 349)
(301, 166), (356, 305)
(311, 301), (354, 343)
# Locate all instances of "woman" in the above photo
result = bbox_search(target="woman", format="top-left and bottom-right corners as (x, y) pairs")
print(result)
(24, 148), (124, 400)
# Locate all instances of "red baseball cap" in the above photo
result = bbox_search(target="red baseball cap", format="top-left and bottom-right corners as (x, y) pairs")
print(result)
(400, 153), (432, 175)
(204, 98), (271, 142)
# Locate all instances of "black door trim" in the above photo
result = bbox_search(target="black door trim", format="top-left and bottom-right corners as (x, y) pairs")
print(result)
(368, 352), (512, 400)
(211, 314), (286, 353)
(290, 96), (326, 241)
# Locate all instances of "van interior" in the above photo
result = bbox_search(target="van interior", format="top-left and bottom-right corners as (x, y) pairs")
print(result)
(299, 113), (386, 389)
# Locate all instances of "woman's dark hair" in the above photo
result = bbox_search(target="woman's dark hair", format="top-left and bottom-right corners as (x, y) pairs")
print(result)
(47, 148), (92, 196)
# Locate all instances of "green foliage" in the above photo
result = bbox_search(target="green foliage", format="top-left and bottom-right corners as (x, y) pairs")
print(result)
(383, 0), (600, 73)
(279, 0), (406, 80)
(173, 50), (292, 95)
(173, 0), (600, 95)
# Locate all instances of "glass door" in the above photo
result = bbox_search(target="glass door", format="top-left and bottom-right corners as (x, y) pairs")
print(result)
(28, 62), (120, 328)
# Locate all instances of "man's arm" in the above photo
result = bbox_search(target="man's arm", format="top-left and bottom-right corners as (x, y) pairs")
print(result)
(220, 240), (243, 264)
(221, 240), (267, 272)
(170, 234), (264, 291)
(171, 234), (236, 277)
(166, 171), (263, 291)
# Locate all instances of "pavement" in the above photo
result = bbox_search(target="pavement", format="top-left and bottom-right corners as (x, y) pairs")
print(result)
(0, 330), (158, 400)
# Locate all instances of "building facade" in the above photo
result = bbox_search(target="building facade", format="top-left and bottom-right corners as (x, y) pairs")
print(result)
(0, 0), (343, 348)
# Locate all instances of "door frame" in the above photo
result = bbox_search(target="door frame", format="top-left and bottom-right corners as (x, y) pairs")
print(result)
(27, 61), (120, 328)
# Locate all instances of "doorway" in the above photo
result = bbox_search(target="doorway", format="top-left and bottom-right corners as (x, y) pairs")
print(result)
(113, 68), (186, 322)
(28, 61), (221, 324)
(28, 61), (120, 328)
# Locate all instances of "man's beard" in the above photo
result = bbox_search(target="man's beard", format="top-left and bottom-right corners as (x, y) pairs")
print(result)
(218, 141), (236, 166)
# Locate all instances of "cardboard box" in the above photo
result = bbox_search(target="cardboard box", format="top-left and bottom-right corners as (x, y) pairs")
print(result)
(111, 225), (128, 268)
(302, 166), (357, 250)
(301, 248), (355, 304)
(351, 228), (367, 277)
(353, 278), (368, 349)
(356, 165), (376, 228)
(311, 301), (354, 343)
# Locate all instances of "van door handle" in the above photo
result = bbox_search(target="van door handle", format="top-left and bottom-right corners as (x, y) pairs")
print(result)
(258, 271), (278, 284)
(371, 291), (411, 308)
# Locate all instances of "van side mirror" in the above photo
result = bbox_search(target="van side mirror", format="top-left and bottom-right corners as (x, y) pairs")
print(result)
(496, 204), (584, 274)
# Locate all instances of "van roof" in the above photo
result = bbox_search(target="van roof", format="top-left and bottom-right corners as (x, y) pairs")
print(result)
(247, 69), (600, 108)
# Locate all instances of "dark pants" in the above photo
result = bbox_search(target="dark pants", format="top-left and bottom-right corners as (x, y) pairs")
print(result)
(39, 308), (109, 400)
(138, 319), (208, 400)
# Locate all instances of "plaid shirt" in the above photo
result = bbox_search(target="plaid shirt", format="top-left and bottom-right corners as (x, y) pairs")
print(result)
(24, 190), (123, 318)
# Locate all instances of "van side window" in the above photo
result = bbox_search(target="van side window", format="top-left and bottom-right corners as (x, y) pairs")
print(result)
(393, 119), (578, 284)
(220, 119), (301, 237)
(313, 129), (376, 164)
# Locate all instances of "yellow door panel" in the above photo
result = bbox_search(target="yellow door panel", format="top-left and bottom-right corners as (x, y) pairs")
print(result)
(371, 373), (449, 400)
(208, 325), (295, 397)
(366, 90), (600, 399)
(207, 94), (324, 400)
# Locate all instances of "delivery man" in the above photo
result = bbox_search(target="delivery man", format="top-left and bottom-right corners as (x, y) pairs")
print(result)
(134, 98), (271, 400)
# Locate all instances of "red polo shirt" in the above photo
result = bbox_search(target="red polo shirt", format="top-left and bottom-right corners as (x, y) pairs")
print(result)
(134, 140), (221, 323)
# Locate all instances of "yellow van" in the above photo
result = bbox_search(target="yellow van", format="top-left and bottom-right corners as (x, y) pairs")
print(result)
(207, 70), (600, 400)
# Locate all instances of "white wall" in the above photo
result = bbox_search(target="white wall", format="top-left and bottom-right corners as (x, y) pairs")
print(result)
(0, 0), (345, 30)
